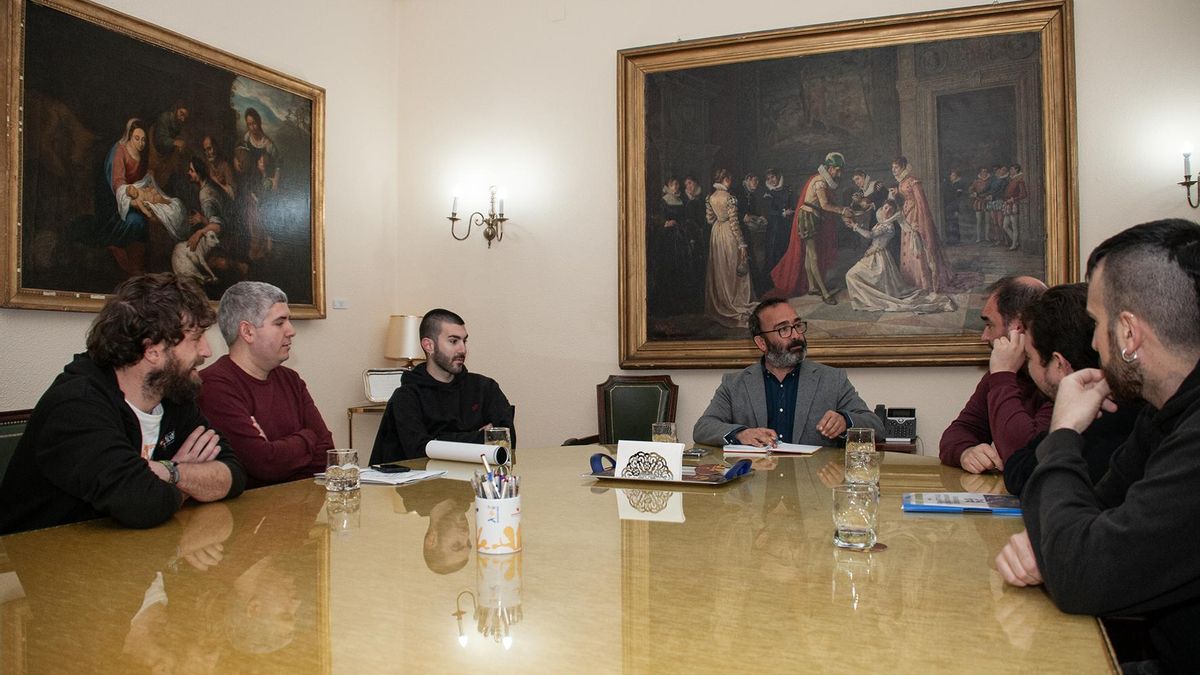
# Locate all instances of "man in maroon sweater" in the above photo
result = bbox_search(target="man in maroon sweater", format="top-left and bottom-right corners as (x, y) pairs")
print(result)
(199, 282), (334, 488)
(940, 276), (1051, 473)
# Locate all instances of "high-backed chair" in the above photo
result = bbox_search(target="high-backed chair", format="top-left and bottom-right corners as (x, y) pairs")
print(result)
(0, 409), (32, 486)
(563, 375), (678, 445)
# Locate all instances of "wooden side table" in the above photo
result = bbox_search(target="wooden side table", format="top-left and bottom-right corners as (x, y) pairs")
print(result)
(346, 403), (386, 448)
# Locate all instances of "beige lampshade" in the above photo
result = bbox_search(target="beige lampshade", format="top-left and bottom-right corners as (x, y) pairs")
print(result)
(384, 314), (424, 363)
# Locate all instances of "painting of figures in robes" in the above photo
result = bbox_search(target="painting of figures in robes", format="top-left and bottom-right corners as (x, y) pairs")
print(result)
(1, 0), (326, 317)
(618, 0), (1077, 367)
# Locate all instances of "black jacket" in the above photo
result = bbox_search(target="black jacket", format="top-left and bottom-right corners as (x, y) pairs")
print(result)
(370, 363), (514, 463)
(0, 354), (246, 534)
(1003, 400), (1142, 497)
(1024, 361), (1200, 673)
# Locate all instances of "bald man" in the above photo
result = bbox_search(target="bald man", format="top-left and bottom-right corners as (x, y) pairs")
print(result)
(939, 276), (1052, 473)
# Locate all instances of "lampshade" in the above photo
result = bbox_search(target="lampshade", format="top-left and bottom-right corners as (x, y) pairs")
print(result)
(384, 314), (424, 363)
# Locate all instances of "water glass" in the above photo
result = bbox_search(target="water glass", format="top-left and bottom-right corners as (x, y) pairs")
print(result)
(832, 483), (878, 550)
(651, 421), (677, 443)
(844, 427), (880, 485)
(325, 448), (360, 492)
(485, 427), (513, 465)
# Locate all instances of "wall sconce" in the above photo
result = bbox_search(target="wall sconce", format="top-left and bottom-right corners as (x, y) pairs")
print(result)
(449, 186), (507, 247)
(1180, 144), (1198, 208)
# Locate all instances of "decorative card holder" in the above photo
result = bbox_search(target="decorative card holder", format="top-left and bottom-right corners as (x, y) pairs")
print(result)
(614, 440), (684, 482)
(363, 368), (407, 403)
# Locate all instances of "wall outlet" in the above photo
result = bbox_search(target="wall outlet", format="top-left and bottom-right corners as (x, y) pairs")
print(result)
(332, 299), (349, 310)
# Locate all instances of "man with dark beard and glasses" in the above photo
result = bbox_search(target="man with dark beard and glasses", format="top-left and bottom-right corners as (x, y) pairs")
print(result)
(693, 298), (882, 447)
(371, 308), (514, 462)
(0, 274), (246, 534)
(995, 219), (1200, 674)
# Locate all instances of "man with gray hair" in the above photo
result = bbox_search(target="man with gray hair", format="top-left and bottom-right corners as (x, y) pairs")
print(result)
(199, 281), (333, 488)
(996, 219), (1200, 672)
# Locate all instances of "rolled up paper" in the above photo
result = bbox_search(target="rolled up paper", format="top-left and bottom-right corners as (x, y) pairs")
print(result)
(426, 439), (508, 465)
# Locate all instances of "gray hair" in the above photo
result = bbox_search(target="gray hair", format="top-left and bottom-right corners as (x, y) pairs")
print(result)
(217, 281), (288, 345)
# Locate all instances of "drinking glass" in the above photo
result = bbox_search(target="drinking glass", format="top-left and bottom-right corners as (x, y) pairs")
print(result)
(832, 483), (878, 550)
(651, 421), (678, 443)
(485, 427), (513, 465)
(325, 448), (360, 492)
(844, 427), (880, 485)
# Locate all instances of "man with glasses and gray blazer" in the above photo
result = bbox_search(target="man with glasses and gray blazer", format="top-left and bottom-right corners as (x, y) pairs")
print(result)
(693, 298), (883, 447)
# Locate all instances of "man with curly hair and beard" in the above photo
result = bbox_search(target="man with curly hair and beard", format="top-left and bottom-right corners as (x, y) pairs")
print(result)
(0, 273), (246, 534)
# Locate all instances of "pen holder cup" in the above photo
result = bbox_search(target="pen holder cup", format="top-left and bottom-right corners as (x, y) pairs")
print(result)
(475, 495), (522, 554)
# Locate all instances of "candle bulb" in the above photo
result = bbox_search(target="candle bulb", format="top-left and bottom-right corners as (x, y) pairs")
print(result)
(451, 196), (459, 215)
(499, 198), (505, 217)
(1186, 153), (1192, 179)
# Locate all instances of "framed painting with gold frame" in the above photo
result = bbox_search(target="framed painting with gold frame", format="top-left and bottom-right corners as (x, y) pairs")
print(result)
(618, 0), (1076, 368)
(1, 0), (326, 317)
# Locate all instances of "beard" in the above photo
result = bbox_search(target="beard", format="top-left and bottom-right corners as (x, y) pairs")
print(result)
(765, 336), (806, 369)
(146, 349), (202, 404)
(432, 345), (465, 376)
(1101, 323), (1144, 402)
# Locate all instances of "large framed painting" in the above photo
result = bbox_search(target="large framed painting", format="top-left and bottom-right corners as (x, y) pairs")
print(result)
(618, 0), (1076, 367)
(1, 0), (326, 317)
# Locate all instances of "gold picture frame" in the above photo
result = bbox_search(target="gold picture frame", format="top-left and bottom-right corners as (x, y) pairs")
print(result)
(618, 0), (1076, 368)
(1, 0), (326, 317)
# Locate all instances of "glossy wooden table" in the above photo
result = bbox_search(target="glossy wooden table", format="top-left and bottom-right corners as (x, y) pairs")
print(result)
(0, 447), (1116, 673)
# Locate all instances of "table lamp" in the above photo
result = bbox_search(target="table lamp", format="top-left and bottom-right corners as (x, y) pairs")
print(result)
(384, 314), (424, 366)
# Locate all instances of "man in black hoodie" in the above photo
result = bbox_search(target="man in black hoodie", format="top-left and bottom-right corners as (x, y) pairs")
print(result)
(371, 308), (514, 462)
(0, 273), (246, 534)
(996, 219), (1200, 673)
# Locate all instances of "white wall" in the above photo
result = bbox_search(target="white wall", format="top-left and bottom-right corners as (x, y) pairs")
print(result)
(3, 0), (1199, 454)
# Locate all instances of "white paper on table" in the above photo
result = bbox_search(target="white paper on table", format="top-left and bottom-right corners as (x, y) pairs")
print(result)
(723, 442), (821, 456)
(614, 440), (684, 481)
(615, 488), (685, 522)
(314, 469), (446, 486)
(426, 440), (507, 465)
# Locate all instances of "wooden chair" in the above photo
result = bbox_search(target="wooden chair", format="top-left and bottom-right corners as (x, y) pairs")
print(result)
(0, 409), (32, 486)
(563, 375), (678, 445)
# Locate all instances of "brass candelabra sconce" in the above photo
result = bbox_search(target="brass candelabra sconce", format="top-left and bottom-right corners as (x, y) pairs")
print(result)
(449, 186), (507, 247)
(1180, 147), (1199, 208)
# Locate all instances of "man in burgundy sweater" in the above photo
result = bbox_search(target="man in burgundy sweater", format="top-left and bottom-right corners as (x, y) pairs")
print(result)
(199, 282), (334, 488)
(939, 276), (1051, 473)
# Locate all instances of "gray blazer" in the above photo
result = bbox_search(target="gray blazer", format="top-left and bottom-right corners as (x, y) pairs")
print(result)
(692, 360), (884, 446)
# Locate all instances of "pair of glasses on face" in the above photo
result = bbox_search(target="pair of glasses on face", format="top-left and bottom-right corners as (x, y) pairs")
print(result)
(759, 320), (807, 339)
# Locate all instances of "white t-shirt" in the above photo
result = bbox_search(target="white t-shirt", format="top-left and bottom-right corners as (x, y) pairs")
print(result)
(126, 400), (164, 459)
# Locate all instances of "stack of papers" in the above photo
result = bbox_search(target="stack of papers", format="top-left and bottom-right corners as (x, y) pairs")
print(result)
(723, 442), (821, 456)
(314, 469), (446, 486)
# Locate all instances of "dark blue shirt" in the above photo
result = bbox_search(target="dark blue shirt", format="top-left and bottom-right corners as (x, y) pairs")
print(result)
(763, 361), (801, 443)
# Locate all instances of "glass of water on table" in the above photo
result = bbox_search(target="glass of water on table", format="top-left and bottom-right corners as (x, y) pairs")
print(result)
(844, 427), (880, 486)
(485, 427), (513, 465)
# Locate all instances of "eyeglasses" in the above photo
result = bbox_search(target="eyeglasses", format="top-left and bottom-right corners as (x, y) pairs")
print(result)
(758, 320), (807, 339)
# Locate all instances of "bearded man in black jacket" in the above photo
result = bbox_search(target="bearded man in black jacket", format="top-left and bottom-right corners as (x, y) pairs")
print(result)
(371, 308), (514, 462)
(996, 219), (1200, 673)
(0, 273), (246, 534)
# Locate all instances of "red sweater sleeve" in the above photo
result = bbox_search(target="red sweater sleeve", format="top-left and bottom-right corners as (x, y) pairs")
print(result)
(985, 371), (1052, 460)
(939, 373), (992, 467)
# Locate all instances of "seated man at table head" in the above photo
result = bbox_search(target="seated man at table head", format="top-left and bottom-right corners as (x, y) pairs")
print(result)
(693, 298), (883, 447)
(1001, 283), (1141, 496)
(939, 275), (1050, 473)
(0, 273), (246, 535)
(996, 218), (1200, 673)
(370, 308), (515, 462)
(198, 281), (334, 488)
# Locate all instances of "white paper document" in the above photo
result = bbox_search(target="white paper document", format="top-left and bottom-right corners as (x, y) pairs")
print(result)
(723, 442), (821, 456)
(426, 440), (507, 465)
(315, 469), (446, 486)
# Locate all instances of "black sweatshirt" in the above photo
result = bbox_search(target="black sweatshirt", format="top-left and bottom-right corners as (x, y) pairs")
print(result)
(0, 354), (246, 534)
(370, 363), (514, 463)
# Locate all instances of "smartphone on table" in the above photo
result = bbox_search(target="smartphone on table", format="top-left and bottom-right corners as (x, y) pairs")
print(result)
(370, 463), (411, 473)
